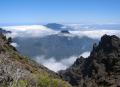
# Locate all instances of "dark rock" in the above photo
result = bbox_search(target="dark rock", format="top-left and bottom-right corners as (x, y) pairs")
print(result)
(60, 30), (70, 34)
(0, 28), (11, 34)
(59, 34), (120, 87)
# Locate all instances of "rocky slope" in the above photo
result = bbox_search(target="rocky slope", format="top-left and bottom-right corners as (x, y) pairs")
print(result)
(59, 34), (120, 87)
(0, 33), (71, 87)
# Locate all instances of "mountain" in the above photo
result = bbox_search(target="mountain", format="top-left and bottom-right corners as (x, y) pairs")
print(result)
(60, 30), (70, 34)
(45, 23), (65, 30)
(59, 34), (120, 87)
(13, 33), (98, 60)
(0, 33), (71, 87)
(45, 23), (73, 31)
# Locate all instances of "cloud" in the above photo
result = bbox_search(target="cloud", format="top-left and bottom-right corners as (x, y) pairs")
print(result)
(35, 51), (90, 72)
(3, 25), (58, 38)
(2, 25), (120, 39)
(10, 42), (19, 47)
(70, 30), (120, 39)
(35, 56), (67, 72)
(80, 51), (90, 58)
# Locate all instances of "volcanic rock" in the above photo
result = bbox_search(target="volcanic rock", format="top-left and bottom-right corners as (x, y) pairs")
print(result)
(59, 34), (120, 87)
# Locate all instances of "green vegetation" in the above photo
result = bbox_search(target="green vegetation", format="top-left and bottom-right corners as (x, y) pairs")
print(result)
(34, 73), (71, 87)
(10, 79), (28, 87)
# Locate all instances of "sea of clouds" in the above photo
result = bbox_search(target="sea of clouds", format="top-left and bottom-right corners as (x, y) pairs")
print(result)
(3, 24), (120, 39)
(2, 24), (120, 72)
(35, 51), (90, 72)
(3, 25), (58, 38)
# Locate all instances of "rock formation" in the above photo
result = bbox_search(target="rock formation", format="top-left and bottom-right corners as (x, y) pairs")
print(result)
(0, 28), (11, 34)
(60, 30), (70, 34)
(59, 34), (120, 87)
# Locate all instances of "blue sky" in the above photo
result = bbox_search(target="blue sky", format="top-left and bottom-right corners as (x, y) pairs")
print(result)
(0, 0), (120, 25)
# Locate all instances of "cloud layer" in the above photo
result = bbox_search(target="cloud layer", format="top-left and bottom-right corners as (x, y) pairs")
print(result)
(71, 30), (120, 39)
(35, 51), (90, 72)
(10, 42), (19, 47)
(3, 25), (120, 39)
(3, 25), (58, 38)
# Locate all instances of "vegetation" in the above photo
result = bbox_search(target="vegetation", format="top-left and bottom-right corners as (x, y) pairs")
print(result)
(0, 34), (71, 87)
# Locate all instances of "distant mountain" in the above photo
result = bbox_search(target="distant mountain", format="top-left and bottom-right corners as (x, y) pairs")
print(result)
(45, 23), (73, 31)
(0, 33), (71, 87)
(59, 35), (120, 87)
(45, 23), (65, 30)
(60, 30), (70, 34)
(13, 33), (98, 60)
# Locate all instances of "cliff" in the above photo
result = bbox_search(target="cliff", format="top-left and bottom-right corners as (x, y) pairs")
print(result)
(59, 34), (120, 87)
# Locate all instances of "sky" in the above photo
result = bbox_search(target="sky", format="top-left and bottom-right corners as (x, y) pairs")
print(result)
(0, 0), (120, 25)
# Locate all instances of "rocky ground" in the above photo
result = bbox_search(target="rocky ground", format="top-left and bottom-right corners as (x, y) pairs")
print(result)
(59, 34), (120, 87)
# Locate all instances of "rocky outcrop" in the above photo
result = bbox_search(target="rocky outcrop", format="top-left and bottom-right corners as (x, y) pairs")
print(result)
(59, 34), (120, 87)
(60, 30), (70, 34)
(0, 33), (71, 87)
(0, 28), (11, 34)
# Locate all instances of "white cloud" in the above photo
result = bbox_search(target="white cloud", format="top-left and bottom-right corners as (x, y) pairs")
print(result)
(80, 51), (90, 58)
(35, 56), (67, 72)
(10, 42), (19, 47)
(3, 25), (58, 38)
(71, 30), (120, 39)
(35, 51), (90, 72)
(2, 25), (120, 39)
(66, 24), (90, 30)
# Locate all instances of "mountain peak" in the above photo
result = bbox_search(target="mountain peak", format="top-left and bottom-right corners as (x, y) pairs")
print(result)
(59, 34), (120, 87)
(99, 34), (120, 50)
(60, 30), (70, 34)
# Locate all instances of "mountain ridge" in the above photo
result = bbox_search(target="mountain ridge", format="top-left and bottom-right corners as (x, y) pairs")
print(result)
(59, 34), (120, 87)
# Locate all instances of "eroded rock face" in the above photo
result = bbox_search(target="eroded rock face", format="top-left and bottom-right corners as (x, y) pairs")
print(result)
(59, 34), (120, 87)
